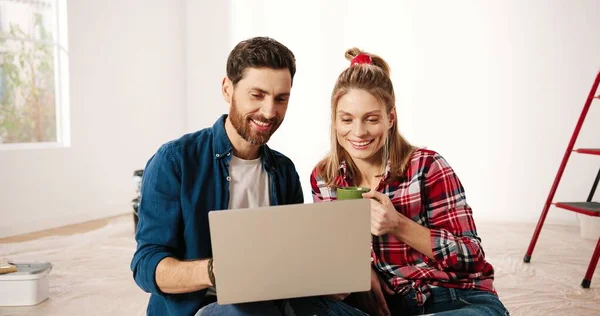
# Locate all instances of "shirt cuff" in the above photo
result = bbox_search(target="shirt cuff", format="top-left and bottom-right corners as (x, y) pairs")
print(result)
(427, 228), (459, 270)
(143, 252), (172, 295)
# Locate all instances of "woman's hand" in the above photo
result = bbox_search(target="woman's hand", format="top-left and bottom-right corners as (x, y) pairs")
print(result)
(362, 191), (403, 236)
(324, 293), (350, 301)
(352, 267), (395, 316)
(363, 190), (434, 259)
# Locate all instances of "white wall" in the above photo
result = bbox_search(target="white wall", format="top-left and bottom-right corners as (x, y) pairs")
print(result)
(184, 0), (231, 132)
(222, 0), (600, 224)
(0, 0), (186, 238)
(2, 0), (598, 238)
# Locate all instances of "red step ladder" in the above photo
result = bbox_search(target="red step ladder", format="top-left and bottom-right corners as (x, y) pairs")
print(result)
(524, 70), (600, 288)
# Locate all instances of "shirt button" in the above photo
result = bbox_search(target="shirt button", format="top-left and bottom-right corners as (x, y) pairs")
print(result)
(227, 152), (231, 156)
(226, 176), (231, 181)
(215, 154), (220, 158)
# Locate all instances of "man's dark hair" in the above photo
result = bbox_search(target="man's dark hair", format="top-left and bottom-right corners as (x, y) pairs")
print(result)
(226, 37), (296, 86)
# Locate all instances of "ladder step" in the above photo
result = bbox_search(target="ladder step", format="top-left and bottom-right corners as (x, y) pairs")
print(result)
(574, 148), (600, 156)
(554, 202), (600, 216)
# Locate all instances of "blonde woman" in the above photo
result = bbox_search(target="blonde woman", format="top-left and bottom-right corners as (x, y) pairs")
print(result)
(311, 49), (508, 316)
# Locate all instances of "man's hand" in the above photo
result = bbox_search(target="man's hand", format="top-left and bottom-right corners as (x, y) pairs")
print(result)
(352, 268), (395, 316)
(362, 191), (403, 236)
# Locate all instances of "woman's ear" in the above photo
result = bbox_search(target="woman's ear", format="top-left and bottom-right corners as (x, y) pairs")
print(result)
(388, 108), (396, 129)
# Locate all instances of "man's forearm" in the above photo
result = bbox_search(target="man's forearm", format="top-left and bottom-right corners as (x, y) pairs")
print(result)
(155, 257), (213, 294)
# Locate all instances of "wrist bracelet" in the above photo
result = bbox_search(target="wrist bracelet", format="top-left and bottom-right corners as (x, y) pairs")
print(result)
(208, 258), (216, 287)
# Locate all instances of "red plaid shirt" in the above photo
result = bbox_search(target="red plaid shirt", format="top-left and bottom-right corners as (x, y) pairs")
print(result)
(310, 149), (496, 306)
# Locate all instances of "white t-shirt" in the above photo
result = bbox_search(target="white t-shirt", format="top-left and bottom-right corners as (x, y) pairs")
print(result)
(227, 155), (270, 209)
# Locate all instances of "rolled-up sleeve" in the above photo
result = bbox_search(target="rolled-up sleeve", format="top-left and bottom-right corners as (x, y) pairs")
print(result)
(424, 155), (486, 272)
(130, 145), (182, 295)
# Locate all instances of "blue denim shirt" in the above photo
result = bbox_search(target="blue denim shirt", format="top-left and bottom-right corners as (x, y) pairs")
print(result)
(131, 115), (304, 316)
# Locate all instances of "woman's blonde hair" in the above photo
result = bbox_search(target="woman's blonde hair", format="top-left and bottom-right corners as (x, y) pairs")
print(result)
(317, 48), (415, 187)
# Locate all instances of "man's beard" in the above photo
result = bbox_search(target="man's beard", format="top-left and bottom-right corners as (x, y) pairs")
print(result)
(229, 96), (282, 145)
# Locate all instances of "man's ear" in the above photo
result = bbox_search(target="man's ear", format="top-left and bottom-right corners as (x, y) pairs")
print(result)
(222, 77), (233, 104)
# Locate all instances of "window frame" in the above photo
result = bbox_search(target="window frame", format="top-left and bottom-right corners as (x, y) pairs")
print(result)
(0, 0), (70, 150)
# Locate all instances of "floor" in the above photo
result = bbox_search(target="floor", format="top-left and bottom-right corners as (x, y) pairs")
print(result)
(0, 215), (599, 316)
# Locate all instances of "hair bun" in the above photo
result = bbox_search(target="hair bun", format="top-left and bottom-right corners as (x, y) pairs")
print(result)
(344, 47), (390, 77)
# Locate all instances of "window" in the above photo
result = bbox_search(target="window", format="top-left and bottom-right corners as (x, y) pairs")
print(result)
(0, 0), (69, 147)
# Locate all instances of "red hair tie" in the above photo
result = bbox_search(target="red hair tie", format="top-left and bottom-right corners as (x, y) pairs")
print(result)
(350, 54), (373, 66)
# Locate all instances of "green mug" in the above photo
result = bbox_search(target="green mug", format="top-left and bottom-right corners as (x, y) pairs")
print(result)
(336, 186), (370, 200)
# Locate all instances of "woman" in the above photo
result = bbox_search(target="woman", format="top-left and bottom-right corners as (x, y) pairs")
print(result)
(311, 48), (509, 316)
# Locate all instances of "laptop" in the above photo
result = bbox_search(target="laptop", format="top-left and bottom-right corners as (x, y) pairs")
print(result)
(208, 199), (372, 305)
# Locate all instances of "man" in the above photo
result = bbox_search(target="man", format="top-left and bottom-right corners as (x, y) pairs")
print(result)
(131, 37), (365, 316)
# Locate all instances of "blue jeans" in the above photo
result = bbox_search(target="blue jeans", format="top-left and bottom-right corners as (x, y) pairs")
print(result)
(195, 296), (367, 316)
(388, 287), (509, 316)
